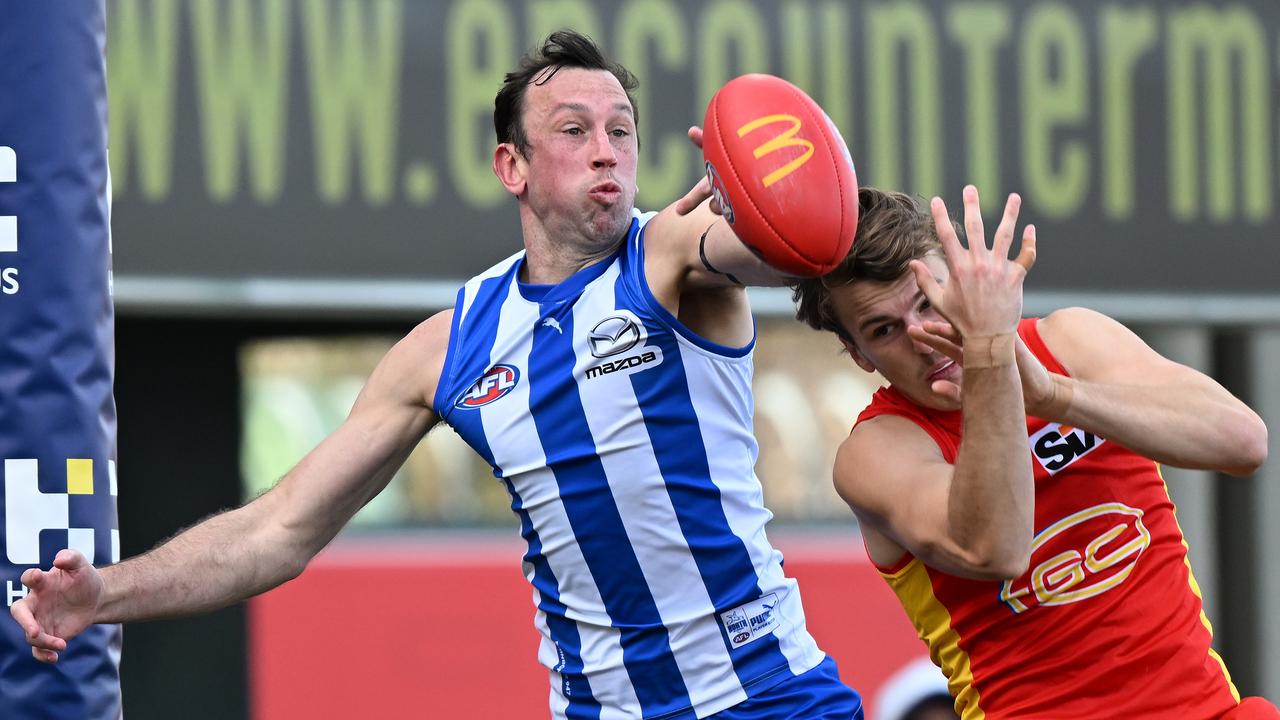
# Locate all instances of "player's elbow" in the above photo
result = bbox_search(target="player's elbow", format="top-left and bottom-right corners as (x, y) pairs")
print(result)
(989, 550), (1031, 581)
(277, 554), (310, 585)
(926, 538), (1029, 581)
(1222, 414), (1268, 477)
(946, 517), (1032, 580)
(963, 546), (1029, 581)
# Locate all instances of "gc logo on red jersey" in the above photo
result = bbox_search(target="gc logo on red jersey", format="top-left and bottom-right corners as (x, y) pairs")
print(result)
(455, 365), (519, 409)
(1000, 502), (1150, 614)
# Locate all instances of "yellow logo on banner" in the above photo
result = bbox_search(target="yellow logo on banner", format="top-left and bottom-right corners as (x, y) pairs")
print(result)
(736, 115), (814, 188)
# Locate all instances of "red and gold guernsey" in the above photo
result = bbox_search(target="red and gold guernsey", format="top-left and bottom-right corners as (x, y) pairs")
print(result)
(856, 318), (1241, 720)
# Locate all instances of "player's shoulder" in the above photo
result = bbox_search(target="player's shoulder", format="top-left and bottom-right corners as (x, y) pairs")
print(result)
(837, 414), (949, 515)
(845, 414), (945, 461)
(1039, 306), (1115, 339)
(840, 415), (946, 480)
(371, 309), (454, 411)
(1037, 306), (1134, 371)
(398, 309), (453, 367)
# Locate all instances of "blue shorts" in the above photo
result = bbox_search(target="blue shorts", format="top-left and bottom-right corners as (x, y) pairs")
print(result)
(709, 657), (864, 720)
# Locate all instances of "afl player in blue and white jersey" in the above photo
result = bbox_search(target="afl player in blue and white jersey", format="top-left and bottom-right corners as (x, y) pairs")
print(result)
(13, 30), (863, 719)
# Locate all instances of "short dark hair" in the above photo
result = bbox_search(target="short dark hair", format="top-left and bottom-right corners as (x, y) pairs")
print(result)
(792, 187), (952, 343)
(494, 30), (640, 156)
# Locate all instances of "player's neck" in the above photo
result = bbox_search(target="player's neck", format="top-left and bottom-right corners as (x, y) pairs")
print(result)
(520, 217), (624, 285)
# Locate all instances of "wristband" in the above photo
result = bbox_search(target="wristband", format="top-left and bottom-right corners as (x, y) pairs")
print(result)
(962, 333), (1016, 368)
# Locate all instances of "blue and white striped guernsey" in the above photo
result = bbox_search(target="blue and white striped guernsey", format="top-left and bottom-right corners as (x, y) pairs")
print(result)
(435, 211), (826, 719)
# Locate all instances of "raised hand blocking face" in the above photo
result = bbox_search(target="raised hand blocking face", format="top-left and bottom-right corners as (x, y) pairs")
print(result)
(904, 186), (1043, 403)
(908, 186), (1037, 342)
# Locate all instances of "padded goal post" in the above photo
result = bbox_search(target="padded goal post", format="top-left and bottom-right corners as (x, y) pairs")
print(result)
(0, 1), (123, 716)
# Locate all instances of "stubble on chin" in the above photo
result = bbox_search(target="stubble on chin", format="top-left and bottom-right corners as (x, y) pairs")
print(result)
(588, 206), (631, 245)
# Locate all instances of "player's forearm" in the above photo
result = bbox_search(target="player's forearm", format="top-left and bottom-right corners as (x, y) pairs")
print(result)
(94, 495), (305, 623)
(1045, 375), (1267, 476)
(704, 219), (793, 287)
(951, 360), (1035, 575)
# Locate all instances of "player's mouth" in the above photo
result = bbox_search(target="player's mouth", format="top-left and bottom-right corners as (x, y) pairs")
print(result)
(587, 181), (623, 205)
(927, 359), (958, 383)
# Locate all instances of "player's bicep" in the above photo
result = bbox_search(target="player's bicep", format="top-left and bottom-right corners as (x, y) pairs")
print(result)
(1042, 307), (1207, 387)
(266, 312), (449, 552)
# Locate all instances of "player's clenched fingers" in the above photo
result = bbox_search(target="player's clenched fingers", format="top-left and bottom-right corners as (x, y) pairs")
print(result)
(1013, 225), (1037, 273)
(20, 567), (43, 590)
(909, 260), (947, 311)
(992, 193), (1022, 259)
(27, 629), (66, 653)
(674, 175), (713, 216)
(686, 125), (705, 150)
(53, 548), (88, 571)
(908, 325), (961, 362)
(961, 186), (988, 256)
(13, 610), (66, 653)
(32, 647), (59, 664)
(929, 379), (962, 404)
(10, 599), (38, 638)
(929, 198), (965, 268)
(919, 320), (960, 344)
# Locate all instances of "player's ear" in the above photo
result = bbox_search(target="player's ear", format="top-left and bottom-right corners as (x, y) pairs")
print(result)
(493, 143), (527, 198)
(841, 335), (876, 374)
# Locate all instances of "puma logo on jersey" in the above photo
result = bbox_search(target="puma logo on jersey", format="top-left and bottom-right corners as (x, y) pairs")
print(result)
(541, 318), (563, 334)
(1030, 423), (1105, 475)
(719, 593), (780, 649)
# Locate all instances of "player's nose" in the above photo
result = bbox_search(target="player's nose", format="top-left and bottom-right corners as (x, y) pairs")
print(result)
(590, 130), (618, 168)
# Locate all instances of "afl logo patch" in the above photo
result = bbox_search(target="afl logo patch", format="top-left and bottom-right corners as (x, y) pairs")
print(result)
(456, 364), (519, 409)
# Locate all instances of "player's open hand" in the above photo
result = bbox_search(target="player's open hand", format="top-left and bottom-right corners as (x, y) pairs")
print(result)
(9, 549), (104, 663)
(673, 126), (725, 217)
(909, 319), (1058, 412)
(909, 186), (1036, 341)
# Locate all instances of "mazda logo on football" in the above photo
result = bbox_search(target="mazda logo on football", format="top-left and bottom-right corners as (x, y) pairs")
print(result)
(589, 316), (642, 358)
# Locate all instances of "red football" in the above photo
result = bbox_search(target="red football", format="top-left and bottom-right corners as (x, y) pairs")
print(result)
(702, 74), (859, 277)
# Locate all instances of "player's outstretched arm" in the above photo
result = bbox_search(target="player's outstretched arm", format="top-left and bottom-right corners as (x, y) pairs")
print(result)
(11, 310), (452, 663)
(1031, 307), (1267, 476)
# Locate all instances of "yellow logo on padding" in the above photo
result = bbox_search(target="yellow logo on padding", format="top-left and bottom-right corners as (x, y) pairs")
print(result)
(736, 115), (814, 188)
(3, 458), (119, 568)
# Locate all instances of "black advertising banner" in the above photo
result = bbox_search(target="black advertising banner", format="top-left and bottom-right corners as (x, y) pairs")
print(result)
(107, 0), (1280, 300)
(0, 1), (124, 716)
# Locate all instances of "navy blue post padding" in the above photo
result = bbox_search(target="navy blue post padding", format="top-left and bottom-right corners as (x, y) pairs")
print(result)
(0, 1), (123, 717)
